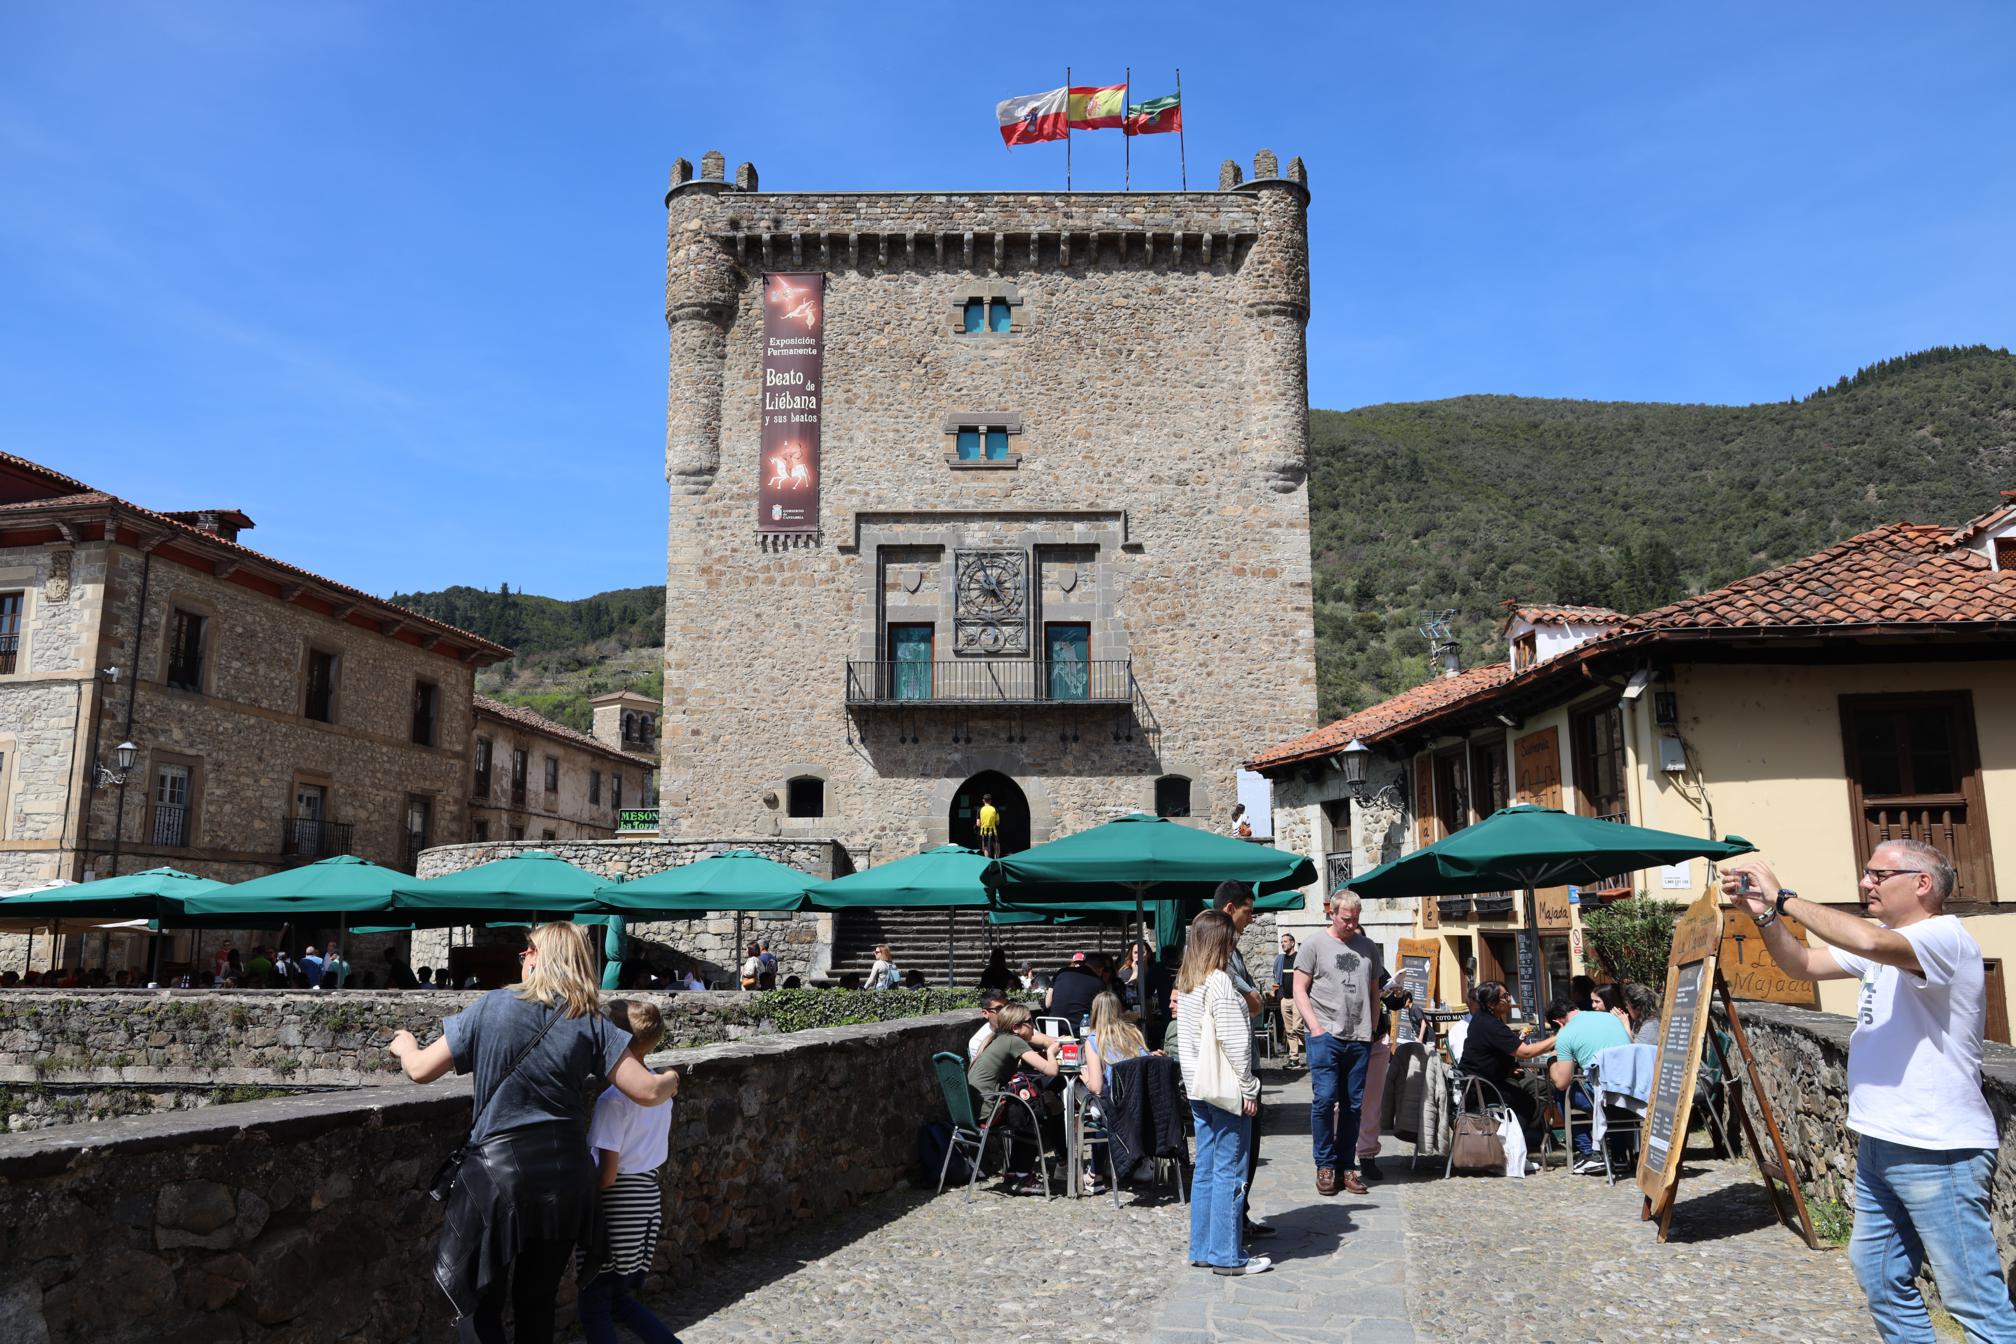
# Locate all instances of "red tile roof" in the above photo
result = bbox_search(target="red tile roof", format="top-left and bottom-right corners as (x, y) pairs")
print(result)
(1247, 663), (1514, 770)
(1617, 524), (2016, 632)
(1506, 603), (1626, 625)
(473, 695), (647, 765)
(0, 453), (94, 498)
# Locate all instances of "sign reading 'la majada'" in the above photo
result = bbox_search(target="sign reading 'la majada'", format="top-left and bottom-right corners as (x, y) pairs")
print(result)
(759, 273), (824, 533)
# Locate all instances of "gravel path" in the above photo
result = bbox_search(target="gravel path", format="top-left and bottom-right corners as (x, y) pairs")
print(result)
(565, 1063), (1878, 1343)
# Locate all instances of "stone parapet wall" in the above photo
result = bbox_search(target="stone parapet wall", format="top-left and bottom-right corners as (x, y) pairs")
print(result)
(411, 838), (848, 982)
(1719, 1000), (2016, 1248)
(0, 988), (778, 1093)
(0, 1009), (973, 1343)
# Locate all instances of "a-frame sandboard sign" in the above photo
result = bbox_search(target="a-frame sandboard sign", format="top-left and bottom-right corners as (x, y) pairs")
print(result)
(1635, 890), (1820, 1248)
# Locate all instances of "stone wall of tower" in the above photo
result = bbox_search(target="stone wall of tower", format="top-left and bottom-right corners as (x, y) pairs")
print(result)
(660, 153), (1320, 866)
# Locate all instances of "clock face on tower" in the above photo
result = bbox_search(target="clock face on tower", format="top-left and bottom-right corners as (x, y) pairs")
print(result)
(954, 549), (1029, 656)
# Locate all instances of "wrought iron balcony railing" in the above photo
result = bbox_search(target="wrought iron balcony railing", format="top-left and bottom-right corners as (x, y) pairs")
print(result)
(845, 658), (1133, 707)
(152, 803), (188, 848)
(282, 815), (354, 860)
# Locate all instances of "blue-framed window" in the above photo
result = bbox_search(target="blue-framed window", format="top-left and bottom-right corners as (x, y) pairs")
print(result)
(963, 299), (985, 333)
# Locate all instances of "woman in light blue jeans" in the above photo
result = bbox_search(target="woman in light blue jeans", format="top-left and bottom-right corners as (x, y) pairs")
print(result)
(1174, 910), (1270, 1275)
(1850, 1135), (2016, 1344)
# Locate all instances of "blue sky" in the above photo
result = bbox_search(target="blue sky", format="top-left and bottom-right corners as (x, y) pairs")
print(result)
(4, 4), (2012, 599)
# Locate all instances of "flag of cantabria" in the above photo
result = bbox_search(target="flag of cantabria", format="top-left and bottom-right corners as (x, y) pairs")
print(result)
(997, 88), (1069, 147)
(1125, 92), (1182, 136)
(1068, 84), (1127, 130)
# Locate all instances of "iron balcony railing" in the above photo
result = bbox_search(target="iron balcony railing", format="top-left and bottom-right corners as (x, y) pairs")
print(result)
(0, 635), (16, 675)
(282, 815), (354, 860)
(405, 830), (430, 873)
(845, 658), (1133, 706)
(152, 803), (188, 848)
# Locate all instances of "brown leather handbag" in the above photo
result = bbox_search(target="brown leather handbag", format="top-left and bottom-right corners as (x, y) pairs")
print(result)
(1450, 1111), (1507, 1174)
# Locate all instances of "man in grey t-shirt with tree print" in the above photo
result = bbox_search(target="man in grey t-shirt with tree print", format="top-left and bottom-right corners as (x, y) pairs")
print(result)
(1292, 891), (1390, 1198)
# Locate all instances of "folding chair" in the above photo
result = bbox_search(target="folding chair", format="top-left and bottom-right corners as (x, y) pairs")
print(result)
(929, 1051), (990, 1195)
(1037, 1015), (1076, 1040)
(1253, 1009), (1277, 1063)
(1070, 1083), (1124, 1208)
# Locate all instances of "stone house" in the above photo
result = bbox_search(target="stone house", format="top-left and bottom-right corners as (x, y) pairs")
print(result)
(469, 694), (655, 843)
(0, 452), (508, 971)
(656, 149), (1321, 931)
(1250, 493), (2016, 1036)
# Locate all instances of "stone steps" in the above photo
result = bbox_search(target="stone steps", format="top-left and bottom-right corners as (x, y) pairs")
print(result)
(828, 908), (1137, 986)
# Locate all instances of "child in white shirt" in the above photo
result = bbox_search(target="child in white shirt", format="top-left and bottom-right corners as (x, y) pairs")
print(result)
(578, 1000), (681, 1344)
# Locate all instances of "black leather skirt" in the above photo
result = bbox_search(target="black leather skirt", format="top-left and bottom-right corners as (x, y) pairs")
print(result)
(433, 1122), (598, 1319)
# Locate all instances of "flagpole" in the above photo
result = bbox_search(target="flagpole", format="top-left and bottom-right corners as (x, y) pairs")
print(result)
(1176, 67), (1187, 191)
(1124, 67), (1131, 191)
(1065, 66), (1072, 192)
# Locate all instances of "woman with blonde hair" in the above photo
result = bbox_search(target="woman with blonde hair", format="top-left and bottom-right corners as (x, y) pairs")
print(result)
(390, 923), (680, 1343)
(1175, 909), (1270, 1276)
(1081, 990), (1148, 1097)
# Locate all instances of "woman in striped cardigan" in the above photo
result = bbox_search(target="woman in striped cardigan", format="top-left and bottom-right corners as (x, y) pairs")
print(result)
(1175, 909), (1271, 1276)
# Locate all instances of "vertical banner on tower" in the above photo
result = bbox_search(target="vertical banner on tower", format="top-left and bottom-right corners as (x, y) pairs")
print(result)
(759, 273), (824, 533)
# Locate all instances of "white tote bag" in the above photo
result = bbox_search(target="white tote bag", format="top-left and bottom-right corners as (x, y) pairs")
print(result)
(1190, 983), (1247, 1115)
(1497, 1108), (1528, 1179)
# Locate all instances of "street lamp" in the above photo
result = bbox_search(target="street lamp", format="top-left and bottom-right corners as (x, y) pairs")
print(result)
(94, 741), (138, 790)
(1337, 738), (1401, 808)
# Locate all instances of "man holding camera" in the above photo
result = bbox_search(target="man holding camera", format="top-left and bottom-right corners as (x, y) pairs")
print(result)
(1722, 841), (2015, 1344)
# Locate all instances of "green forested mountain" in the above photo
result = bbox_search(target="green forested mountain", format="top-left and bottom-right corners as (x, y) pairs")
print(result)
(397, 345), (2016, 728)
(1308, 345), (2016, 718)
(389, 584), (664, 730)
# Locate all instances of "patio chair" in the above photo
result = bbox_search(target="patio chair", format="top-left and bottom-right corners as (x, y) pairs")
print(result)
(1037, 1014), (1076, 1040)
(1692, 1028), (1738, 1158)
(1589, 1043), (1655, 1185)
(1070, 1084), (1124, 1208)
(1253, 1008), (1277, 1063)
(929, 1051), (991, 1195)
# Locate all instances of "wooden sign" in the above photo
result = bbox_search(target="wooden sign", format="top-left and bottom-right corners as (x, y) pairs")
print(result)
(1718, 908), (1819, 1008)
(1513, 727), (1572, 929)
(1393, 937), (1438, 1043)
(1637, 891), (1722, 1206)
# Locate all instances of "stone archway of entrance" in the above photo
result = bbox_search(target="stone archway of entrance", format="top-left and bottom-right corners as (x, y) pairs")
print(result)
(950, 772), (1030, 856)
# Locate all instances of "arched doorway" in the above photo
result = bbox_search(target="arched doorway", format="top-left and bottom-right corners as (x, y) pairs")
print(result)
(950, 771), (1030, 855)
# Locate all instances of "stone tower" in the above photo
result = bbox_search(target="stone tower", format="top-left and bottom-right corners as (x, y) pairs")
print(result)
(659, 152), (1318, 864)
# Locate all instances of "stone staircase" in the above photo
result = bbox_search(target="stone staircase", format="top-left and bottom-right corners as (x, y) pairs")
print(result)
(827, 908), (1139, 987)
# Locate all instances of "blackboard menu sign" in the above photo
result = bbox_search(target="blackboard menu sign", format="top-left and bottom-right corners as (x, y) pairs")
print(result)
(1515, 930), (1541, 1023)
(1393, 937), (1438, 1044)
(1637, 892), (1724, 1205)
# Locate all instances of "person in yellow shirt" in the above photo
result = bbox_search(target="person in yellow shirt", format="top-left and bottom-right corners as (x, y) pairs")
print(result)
(977, 794), (1001, 858)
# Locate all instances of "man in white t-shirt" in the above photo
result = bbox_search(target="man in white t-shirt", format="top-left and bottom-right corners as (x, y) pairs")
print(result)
(1723, 841), (2015, 1344)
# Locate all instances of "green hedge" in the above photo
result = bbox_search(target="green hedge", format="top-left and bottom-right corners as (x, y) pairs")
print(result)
(738, 987), (1036, 1036)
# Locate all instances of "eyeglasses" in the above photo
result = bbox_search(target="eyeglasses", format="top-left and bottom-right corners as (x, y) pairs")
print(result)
(517, 948), (534, 960)
(1862, 867), (1918, 882)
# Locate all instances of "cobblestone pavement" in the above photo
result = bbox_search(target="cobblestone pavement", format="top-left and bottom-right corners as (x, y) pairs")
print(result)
(577, 1064), (1878, 1343)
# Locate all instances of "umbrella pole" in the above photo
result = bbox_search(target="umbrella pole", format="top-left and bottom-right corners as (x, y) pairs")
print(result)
(946, 908), (955, 988)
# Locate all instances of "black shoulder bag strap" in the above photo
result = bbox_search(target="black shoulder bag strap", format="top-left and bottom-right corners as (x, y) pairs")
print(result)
(428, 1006), (563, 1202)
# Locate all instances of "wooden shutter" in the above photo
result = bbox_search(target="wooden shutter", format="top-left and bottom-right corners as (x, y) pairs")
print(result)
(1839, 692), (1997, 906)
(1985, 959), (2010, 1046)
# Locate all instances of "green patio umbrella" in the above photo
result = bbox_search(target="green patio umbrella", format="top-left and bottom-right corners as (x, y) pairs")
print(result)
(183, 854), (416, 922)
(986, 813), (1318, 960)
(807, 845), (992, 984)
(399, 850), (612, 919)
(598, 849), (815, 915)
(1346, 804), (1755, 1013)
(0, 867), (228, 983)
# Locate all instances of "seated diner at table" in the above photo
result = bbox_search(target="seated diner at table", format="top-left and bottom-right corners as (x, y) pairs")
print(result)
(1548, 993), (1633, 1173)
(1456, 980), (1556, 1147)
(967, 1002), (1065, 1194)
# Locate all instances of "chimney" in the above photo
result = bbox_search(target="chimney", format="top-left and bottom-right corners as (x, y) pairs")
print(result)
(164, 509), (254, 545)
(1419, 610), (1460, 678)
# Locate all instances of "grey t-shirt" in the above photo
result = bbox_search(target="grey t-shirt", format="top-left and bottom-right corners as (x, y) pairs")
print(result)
(1293, 930), (1388, 1042)
(444, 989), (632, 1144)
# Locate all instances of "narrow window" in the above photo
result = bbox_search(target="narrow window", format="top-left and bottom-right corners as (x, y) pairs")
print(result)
(473, 819), (490, 842)
(154, 763), (192, 847)
(411, 681), (439, 746)
(167, 610), (206, 691)
(590, 769), (602, 805)
(988, 299), (1012, 333)
(963, 299), (985, 333)
(956, 429), (981, 461)
(1511, 632), (1537, 673)
(508, 823), (526, 842)
(405, 795), (433, 869)
(1572, 703), (1627, 820)
(544, 755), (559, 794)
(787, 776), (825, 818)
(1044, 622), (1090, 701)
(304, 649), (337, 722)
(888, 623), (934, 700)
(1154, 775), (1192, 819)
(613, 775), (624, 809)
(541, 828), (557, 842)
(511, 749), (528, 804)
(473, 738), (492, 799)
(0, 592), (21, 674)
(1841, 692), (1994, 901)
(984, 428), (1009, 460)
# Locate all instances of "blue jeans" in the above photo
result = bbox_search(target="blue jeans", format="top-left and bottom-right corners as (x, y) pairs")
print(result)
(1850, 1136), (2016, 1344)
(1308, 1032), (1371, 1171)
(578, 1270), (682, 1344)
(1555, 1083), (1596, 1156)
(1188, 1101), (1252, 1268)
